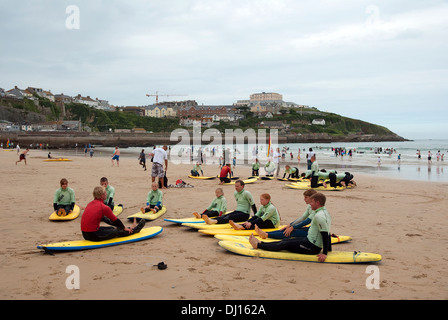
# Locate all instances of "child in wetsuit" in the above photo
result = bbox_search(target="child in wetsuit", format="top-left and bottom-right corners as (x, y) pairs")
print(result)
(193, 188), (227, 219)
(141, 182), (163, 214)
(53, 178), (75, 216)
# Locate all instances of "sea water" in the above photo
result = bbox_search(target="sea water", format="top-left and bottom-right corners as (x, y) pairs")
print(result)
(76, 139), (448, 183)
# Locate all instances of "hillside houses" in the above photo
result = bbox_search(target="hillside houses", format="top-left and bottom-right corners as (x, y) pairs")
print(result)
(1, 85), (318, 132)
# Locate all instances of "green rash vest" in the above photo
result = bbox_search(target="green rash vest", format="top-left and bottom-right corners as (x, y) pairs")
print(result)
(334, 173), (347, 182)
(255, 202), (280, 227)
(104, 185), (115, 205)
(252, 162), (260, 170)
(54, 187), (75, 205)
(265, 162), (275, 172)
(207, 195), (227, 214)
(310, 161), (319, 177)
(234, 189), (255, 214)
(304, 169), (336, 179)
(289, 204), (315, 226)
(306, 206), (331, 248)
(147, 189), (163, 206)
(285, 167), (297, 174)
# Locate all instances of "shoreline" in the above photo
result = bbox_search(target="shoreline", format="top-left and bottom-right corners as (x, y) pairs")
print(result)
(26, 145), (448, 183)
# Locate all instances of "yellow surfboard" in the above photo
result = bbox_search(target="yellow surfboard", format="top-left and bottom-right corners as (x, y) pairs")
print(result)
(38, 227), (163, 252)
(218, 241), (381, 264)
(214, 234), (352, 244)
(224, 177), (258, 185)
(113, 205), (124, 217)
(188, 175), (217, 180)
(285, 183), (345, 191)
(44, 159), (73, 162)
(182, 222), (236, 230)
(164, 211), (229, 224)
(199, 225), (288, 236)
(127, 206), (167, 221)
(49, 205), (81, 221)
(164, 217), (205, 224)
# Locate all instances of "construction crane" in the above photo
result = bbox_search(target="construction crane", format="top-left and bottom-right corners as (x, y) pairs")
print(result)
(146, 91), (187, 105)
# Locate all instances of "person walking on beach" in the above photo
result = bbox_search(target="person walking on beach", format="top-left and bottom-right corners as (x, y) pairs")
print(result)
(16, 148), (29, 165)
(150, 145), (168, 189)
(111, 146), (120, 167)
(428, 151), (432, 164)
(138, 149), (147, 171)
(306, 148), (315, 170)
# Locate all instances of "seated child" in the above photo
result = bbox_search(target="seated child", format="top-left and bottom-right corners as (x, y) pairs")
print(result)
(53, 178), (76, 216)
(141, 182), (163, 214)
(229, 193), (280, 230)
(191, 162), (203, 176)
(193, 188), (227, 218)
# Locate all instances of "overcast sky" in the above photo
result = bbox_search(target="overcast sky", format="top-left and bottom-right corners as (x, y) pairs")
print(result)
(1, 0), (447, 139)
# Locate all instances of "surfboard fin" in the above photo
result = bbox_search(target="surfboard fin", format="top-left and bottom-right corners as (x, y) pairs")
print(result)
(42, 247), (54, 256)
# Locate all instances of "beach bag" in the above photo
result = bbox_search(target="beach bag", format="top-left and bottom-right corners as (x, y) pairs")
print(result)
(158, 171), (168, 188)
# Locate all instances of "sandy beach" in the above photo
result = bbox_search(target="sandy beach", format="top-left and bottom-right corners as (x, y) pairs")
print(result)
(1, 148), (447, 301)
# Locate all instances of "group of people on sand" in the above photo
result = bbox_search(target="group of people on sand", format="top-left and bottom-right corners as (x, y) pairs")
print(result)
(192, 150), (356, 190)
(52, 176), (166, 243)
(192, 179), (332, 262)
(47, 144), (347, 262)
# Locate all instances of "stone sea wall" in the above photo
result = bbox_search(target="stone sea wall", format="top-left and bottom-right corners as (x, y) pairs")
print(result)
(0, 131), (407, 148)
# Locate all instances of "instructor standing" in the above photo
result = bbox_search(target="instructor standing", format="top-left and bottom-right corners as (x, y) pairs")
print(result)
(150, 145), (168, 189)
